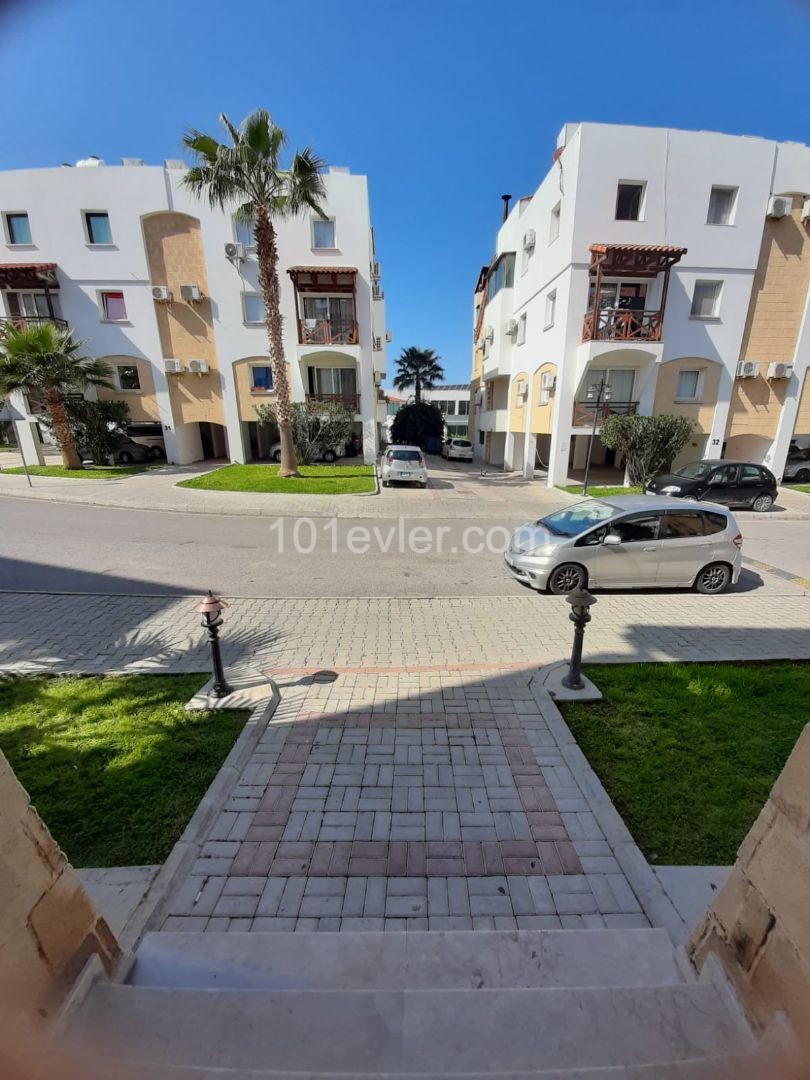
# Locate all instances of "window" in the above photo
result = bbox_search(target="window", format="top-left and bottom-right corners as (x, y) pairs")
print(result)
(444, 400), (456, 415)
(312, 218), (336, 249)
(485, 253), (516, 301)
(6, 291), (49, 318)
(544, 291), (556, 329)
(707, 186), (737, 226)
(708, 464), (738, 486)
(116, 364), (140, 391)
(457, 399), (469, 416)
(250, 365), (273, 392)
(478, 431), (485, 445)
(242, 293), (265, 323)
(5, 213), (31, 245)
(615, 182), (645, 221)
(703, 511), (728, 534)
(609, 514), (660, 543)
(662, 512), (705, 539)
(234, 216), (255, 247)
(691, 281), (722, 319)
(549, 202), (561, 243)
(101, 291), (127, 321)
(517, 313), (527, 344)
(740, 465), (766, 483)
(301, 294), (354, 330)
(675, 369), (701, 401)
(85, 212), (112, 245)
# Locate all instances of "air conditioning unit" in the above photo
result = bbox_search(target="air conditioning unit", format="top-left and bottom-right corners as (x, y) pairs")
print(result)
(736, 360), (759, 378)
(164, 359), (183, 374)
(151, 285), (171, 302)
(371, 261), (381, 278)
(802, 198), (810, 223)
(484, 325), (494, 344)
(767, 362), (793, 380)
(180, 284), (202, 303)
(373, 336), (383, 351)
(541, 371), (556, 390)
(385, 330), (392, 343)
(188, 359), (209, 374)
(506, 318), (518, 336)
(767, 195), (791, 219)
(224, 241), (246, 261)
(522, 229), (536, 251)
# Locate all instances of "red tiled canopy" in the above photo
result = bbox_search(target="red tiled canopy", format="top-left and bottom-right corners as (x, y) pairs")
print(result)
(588, 245), (686, 276)
(0, 263), (59, 288)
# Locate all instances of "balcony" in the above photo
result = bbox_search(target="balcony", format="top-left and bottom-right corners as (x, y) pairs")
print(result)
(298, 318), (359, 346)
(582, 308), (663, 343)
(306, 393), (360, 413)
(572, 400), (638, 428)
(477, 408), (509, 433)
(0, 315), (69, 332)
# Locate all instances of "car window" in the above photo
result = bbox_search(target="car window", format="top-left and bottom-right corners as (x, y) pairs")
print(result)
(740, 465), (763, 482)
(453, 440), (472, 448)
(389, 450), (421, 462)
(675, 461), (712, 479)
(662, 512), (705, 539)
(540, 501), (618, 537)
(708, 465), (738, 485)
(609, 514), (660, 543)
(703, 511), (728, 535)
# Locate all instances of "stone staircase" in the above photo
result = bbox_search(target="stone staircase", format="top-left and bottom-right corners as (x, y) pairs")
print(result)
(64, 928), (765, 1077)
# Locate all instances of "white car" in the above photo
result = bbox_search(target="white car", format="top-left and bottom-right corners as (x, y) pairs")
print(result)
(381, 446), (428, 488)
(442, 437), (474, 462)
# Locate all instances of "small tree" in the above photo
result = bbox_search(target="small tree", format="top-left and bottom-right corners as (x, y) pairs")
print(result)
(41, 398), (130, 465)
(256, 399), (353, 464)
(391, 401), (444, 448)
(601, 414), (695, 486)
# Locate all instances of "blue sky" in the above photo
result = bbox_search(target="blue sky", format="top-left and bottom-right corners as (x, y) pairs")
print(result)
(2, 0), (810, 383)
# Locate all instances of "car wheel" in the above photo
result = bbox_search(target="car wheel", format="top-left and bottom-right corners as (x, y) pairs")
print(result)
(694, 562), (731, 594)
(382, 479), (390, 487)
(752, 493), (773, 513)
(547, 563), (587, 595)
(420, 481), (428, 489)
(272, 449), (282, 463)
(148, 446), (166, 460)
(118, 451), (134, 464)
(794, 468), (810, 483)
(322, 449), (336, 463)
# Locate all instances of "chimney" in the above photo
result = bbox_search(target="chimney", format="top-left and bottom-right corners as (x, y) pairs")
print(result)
(501, 193), (512, 223)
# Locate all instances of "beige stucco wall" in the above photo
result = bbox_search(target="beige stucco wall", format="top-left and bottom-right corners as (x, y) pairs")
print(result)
(142, 212), (224, 428)
(531, 363), (557, 435)
(96, 355), (159, 422)
(0, 751), (119, 1024)
(689, 724), (810, 1054)
(234, 356), (275, 422)
(653, 358), (721, 433)
(725, 366), (790, 445)
(509, 370), (529, 432)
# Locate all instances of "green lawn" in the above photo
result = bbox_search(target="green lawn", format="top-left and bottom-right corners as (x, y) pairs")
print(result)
(561, 485), (643, 497)
(0, 444), (16, 452)
(178, 463), (376, 495)
(2, 464), (157, 480)
(558, 662), (809, 865)
(0, 674), (245, 867)
(793, 485), (810, 494)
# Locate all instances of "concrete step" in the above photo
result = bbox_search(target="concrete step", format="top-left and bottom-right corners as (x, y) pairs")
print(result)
(130, 929), (687, 991)
(69, 983), (753, 1074)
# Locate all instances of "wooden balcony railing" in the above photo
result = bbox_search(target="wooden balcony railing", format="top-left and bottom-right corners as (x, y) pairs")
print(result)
(572, 400), (639, 427)
(298, 318), (359, 345)
(0, 315), (69, 332)
(582, 308), (663, 342)
(306, 393), (360, 412)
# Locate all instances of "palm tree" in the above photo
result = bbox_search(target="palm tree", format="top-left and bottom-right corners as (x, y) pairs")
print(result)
(182, 109), (327, 477)
(0, 322), (112, 468)
(392, 347), (445, 404)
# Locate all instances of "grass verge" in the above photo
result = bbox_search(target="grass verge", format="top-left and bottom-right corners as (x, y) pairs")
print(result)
(558, 661), (809, 865)
(560, 485), (643, 497)
(178, 462), (376, 495)
(3, 464), (157, 480)
(0, 674), (245, 867)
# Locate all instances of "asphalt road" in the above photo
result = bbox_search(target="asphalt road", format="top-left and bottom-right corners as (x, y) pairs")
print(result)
(1, 496), (808, 597)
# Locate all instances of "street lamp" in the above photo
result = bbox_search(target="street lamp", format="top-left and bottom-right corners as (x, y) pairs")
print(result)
(561, 587), (597, 691)
(582, 378), (612, 495)
(193, 591), (232, 698)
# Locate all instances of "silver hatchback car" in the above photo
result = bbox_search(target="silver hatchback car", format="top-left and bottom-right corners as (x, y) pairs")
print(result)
(504, 495), (743, 595)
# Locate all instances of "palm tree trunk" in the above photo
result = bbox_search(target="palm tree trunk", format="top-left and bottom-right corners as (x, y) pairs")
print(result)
(254, 205), (298, 477)
(45, 388), (81, 468)
(414, 377), (421, 404)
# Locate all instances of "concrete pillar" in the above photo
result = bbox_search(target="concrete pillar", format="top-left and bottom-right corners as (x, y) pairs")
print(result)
(707, 364), (735, 458)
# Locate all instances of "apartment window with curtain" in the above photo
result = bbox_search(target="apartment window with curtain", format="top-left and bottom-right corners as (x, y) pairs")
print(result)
(100, 291), (127, 321)
(690, 281), (722, 319)
(707, 186), (737, 226)
(84, 211), (113, 245)
(312, 218), (336, 249)
(242, 293), (265, 323)
(116, 364), (140, 391)
(675, 369), (702, 401)
(5, 212), (32, 245)
(544, 290), (556, 328)
(250, 365), (273, 392)
(549, 202), (561, 243)
(615, 182), (645, 221)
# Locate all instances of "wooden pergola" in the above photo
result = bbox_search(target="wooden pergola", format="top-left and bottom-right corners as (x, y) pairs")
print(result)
(584, 244), (687, 342)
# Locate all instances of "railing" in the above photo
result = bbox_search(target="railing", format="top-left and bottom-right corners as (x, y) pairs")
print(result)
(0, 315), (69, 332)
(572, 400), (638, 427)
(372, 285), (384, 300)
(298, 318), (359, 345)
(306, 393), (360, 412)
(582, 308), (663, 342)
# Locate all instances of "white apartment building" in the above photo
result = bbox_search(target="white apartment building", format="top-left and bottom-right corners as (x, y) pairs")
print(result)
(423, 384), (471, 437)
(0, 157), (387, 465)
(469, 122), (810, 486)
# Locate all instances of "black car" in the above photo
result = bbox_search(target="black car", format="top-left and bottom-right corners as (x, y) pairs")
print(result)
(646, 459), (777, 512)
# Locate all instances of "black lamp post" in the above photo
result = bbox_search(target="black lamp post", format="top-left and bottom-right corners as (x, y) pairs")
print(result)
(561, 587), (597, 690)
(582, 377), (612, 495)
(194, 591), (232, 698)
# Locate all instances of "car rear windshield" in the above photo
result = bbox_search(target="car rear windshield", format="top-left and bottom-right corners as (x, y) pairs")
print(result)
(389, 450), (422, 462)
(540, 501), (617, 537)
(674, 462), (712, 479)
(452, 440), (472, 447)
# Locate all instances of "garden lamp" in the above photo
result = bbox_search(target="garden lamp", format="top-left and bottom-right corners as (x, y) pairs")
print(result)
(561, 586), (597, 691)
(193, 591), (232, 698)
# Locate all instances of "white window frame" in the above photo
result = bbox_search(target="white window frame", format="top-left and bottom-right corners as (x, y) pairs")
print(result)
(242, 292), (265, 324)
(517, 313), (527, 345)
(4, 211), (33, 246)
(549, 202), (561, 244)
(544, 290), (556, 330)
(311, 216), (337, 250)
(615, 180), (647, 222)
(249, 363), (274, 393)
(674, 368), (703, 403)
(83, 210), (114, 246)
(98, 290), (128, 323)
(706, 186), (738, 227)
(115, 363), (141, 393)
(233, 214), (256, 250)
(690, 280), (723, 320)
